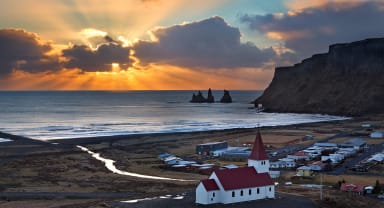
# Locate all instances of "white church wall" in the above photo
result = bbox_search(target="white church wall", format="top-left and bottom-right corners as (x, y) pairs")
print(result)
(220, 186), (270, 204)
(195, 183), (210, 204)
(248, 159), (270, 173)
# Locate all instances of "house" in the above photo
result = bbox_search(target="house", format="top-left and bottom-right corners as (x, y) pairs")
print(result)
(196, 130), (275, 205)
(270, 161), (284, 169)
(340, 183), (364, 195)
(336, 148), (357, 157)
(163, 156), (181, 165)
(328, 153), (344, 164)
(279, 158), (296, 168)
(339, 138), (366, 150)
(158, 153), (172, 160)
(287, 151), (310, 161)
(367, 153), (384, 163)
(309, 161), (329, 171)
(270, 158), (296, 169)
(296, 166), (314, 177)
(370, 131), (384, 138)
(196, 141), (228, 155)
(313, 142), (337, 153)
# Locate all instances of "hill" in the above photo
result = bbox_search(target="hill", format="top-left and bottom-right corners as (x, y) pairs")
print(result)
(255, 38), (384, 116)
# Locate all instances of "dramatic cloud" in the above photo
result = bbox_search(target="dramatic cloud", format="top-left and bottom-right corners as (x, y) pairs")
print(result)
(133, 16), (276, 69)
(0, 29), (60, 75)
(62, 43), (133, 71)
(241, 1), (384, 59)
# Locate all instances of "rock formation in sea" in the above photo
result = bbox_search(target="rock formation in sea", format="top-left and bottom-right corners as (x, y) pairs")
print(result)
(190, 91), (207, 103)
(255, 38), (384, 116)
(206, 88), (215, 103)
(220, 90), (232, 103)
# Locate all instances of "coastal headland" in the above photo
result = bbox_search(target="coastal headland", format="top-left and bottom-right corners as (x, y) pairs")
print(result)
(0, 114), (383, 208)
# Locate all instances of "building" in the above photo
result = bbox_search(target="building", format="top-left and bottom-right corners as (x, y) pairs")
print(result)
(314, 142), (338, 149)
(309, 161), (329, 171)
(287, 151), (310, 161)
(196, 130), (275, 205)
(340, 183), (364, 195)
(196, 141), (228, 155)
(339, 138), (366, 150)
(370, 131), (384, 138)
(296, 166), (314, 177)
(270, 158), (296, 169)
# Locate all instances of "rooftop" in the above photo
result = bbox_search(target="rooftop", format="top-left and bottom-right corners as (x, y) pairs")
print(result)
(213, 166), (273, 190)
(197, 141), (227, 146)
(201, 179), (220, 191)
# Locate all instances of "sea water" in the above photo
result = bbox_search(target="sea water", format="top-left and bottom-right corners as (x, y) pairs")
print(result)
(0, 91), (346, 140)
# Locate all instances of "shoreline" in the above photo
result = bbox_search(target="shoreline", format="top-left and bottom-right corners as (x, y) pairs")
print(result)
(26, 117), (352, 145)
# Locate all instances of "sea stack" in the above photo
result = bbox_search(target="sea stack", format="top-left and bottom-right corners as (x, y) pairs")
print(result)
(190, 91), (207, 103)
(220, 90), (232, 103)
(206, 88), (215, 103)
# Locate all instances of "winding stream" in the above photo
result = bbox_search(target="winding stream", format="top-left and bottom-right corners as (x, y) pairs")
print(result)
(77, 145), (195, 182)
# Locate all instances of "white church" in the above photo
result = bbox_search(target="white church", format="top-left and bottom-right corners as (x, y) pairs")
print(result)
(195, 130), (275, 204)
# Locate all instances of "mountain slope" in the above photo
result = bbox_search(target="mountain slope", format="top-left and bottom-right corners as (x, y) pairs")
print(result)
(255, 38), (384, 116)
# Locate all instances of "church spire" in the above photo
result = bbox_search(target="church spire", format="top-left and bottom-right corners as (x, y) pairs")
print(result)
(249, 129), (268, 160)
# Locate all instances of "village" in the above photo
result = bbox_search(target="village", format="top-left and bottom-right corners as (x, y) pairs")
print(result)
(0, 118), (383, 208)
(158, 124), (384, 204)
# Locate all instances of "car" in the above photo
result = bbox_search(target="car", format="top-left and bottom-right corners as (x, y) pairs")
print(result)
(378, 194), (384, 199)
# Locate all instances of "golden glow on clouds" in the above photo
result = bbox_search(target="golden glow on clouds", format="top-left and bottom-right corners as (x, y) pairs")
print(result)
(111, 63), (120, 72)
(267, 30), (310, 41)
(1, 66), (273, 90)
(0, 0), (277, 90)
(286, 0), (367, 10)
(286, 0), (329, 10)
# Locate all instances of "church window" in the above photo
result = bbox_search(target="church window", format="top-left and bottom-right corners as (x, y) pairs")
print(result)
(257, 188), (260, 194)
(269, 187), (272, 192)
(240, 190), (243, 196)
(249, 189), (252, 195)
(213, 192), (215, 197)
(232, 191), (235, 197)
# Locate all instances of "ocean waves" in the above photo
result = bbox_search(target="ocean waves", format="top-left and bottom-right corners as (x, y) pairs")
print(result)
(0, 91), (348, 141)
(1, 113), (347, 140)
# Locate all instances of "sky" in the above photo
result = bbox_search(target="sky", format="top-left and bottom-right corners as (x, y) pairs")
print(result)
(1, 0), (384, 90)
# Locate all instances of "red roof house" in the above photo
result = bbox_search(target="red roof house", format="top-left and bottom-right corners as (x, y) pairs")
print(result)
(340, 183), (364, 194)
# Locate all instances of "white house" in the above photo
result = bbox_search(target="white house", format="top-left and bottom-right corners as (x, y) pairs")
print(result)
(370, 131), (384, 138)
(196, 130), (275, 205)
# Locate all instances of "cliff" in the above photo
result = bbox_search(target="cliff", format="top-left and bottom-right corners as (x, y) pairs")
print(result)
(255, 38), (384, 116)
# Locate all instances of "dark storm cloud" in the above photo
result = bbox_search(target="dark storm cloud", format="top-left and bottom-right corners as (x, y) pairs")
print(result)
(62, 43), (132, 71)
(0, 29), (60, 75)
(241, 1), (384, 59)
(133, 16), (276, 69)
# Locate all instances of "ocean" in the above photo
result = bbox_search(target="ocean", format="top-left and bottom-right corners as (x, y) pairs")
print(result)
(0, 91), (346, 140)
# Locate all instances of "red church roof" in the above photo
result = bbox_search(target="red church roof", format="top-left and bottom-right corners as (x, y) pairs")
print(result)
(213, 166), (273, 191)
(201, 179), (220, 191)
(249, 129), (268, 160)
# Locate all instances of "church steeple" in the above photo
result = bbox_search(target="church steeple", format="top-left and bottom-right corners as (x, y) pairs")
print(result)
(249, 129), (268, 160)
(248, 129), (269, 173)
